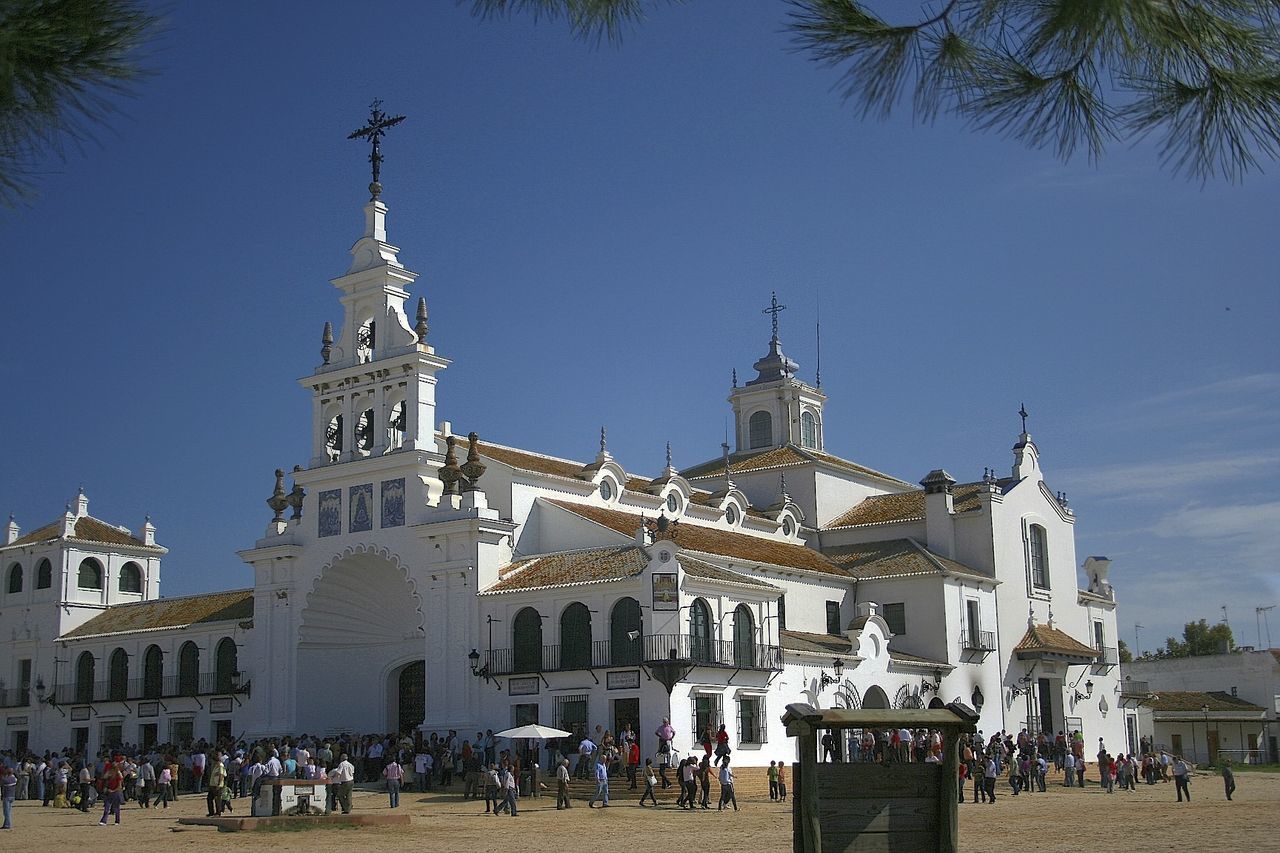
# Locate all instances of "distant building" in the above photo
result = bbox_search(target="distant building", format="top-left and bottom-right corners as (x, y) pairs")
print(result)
(1, 160), (1129, 763)
(1125, 649), (1279, 763)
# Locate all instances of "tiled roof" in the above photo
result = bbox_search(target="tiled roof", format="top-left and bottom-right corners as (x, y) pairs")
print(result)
(482, 546), (648, 594)
(1012, 624), (1099, 658)
(823, 538), (988, 580)
(1146, 691), (1266, 713)
(682, 444), (910, 487)
(780, 629), (853, 655)
(9, 515), (152, 549)
(888, 649), (950, 668)
(543, 499), (847, 576)
(61, 589), (254, 639)
(470, 440), (592, 482)
(824, 483), (987, 529)
(680, 556), (779, 590)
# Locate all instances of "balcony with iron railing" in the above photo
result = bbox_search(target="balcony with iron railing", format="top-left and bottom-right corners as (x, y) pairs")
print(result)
(51, 672), (236, 705)
(484, 634), (782, 676)
(0, 687), (30, 708)
(1120, 678), (1150, 696)
(961, 628), (996, 652)
(1093, 646), (1119, 670)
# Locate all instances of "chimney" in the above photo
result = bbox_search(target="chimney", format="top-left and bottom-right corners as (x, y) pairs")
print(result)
(62, 504), (77, 537)
(919, 469), (956, 558)
(141, 516), (156, 547)
(74, 487), (89, 518)
(5, 515), (17, 545)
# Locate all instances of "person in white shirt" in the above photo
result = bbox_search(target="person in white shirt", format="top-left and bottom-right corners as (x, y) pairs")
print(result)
(330, 753), (356, 813)
(717, 757), (737, 811)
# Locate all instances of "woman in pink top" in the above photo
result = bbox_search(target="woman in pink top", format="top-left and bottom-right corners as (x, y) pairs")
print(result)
(383, 758), (404, 808)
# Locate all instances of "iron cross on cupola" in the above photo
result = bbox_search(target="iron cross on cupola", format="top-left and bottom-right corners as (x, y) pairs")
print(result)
(762, 291), (787, 341)
(348, 99), (406, 201)
(1019, 403), (1029, 433)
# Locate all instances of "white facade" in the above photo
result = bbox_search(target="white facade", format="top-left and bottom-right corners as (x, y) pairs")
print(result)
(2, 179), (1130, 763)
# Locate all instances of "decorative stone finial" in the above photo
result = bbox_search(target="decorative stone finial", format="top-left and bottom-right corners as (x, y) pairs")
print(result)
(666, 441), (672, 469)
(288, 475), (306, 520)
(1047, 606), (1056, 629)
(267, 469), (289, 522)
(440, 436), (463, 496)
(461, 432), (487, 491)
(600, 426), (607, 454)
(415, 297), (429, 343)
(721, 441), (734, 488)
(731, 368), (737, 389)
(321, 321), (333, 364)
(1027, 602), (1036, 628)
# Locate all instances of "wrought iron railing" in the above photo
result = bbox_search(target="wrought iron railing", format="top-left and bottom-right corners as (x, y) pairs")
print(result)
(1120, 678), (1150, 695)
(961, 629), (995, 651)
(1094, 646), (1119, 667)
(52, 672), (235, 705)
(0, 687), (30, 708)
(485, 634), (782, 675)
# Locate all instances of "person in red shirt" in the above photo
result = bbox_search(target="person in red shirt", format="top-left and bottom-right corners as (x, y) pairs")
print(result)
(98, 756), (125, 826)
(626, 741), (641, 789)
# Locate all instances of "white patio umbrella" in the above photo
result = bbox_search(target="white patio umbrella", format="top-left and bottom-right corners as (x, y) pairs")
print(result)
(494, 724), (572, 740)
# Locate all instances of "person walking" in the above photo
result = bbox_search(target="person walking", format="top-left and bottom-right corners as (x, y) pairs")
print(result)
(655, 718), (675, 788)
(768, 761), (779, 801)
(680, 758), (697, 809)
(77, 762), (94, 813)
(717, 756), (738, 811)
(983, 756), (997, 803)
(555, 758), (571, 809)
(99, 757), (124, 826)
(639, 759), (658, 807)
(588, 753), (610, 808)
(626, 740), (640, 789)
(1, 765), (15, 829)
(698, 755), (712, 809)
(500, 761), (519, 817)
(330, 753), (355, 814)
(1222, 759), (1236, 801)
(1172, 755), (1191, 802)
(383, 756), (403, 808)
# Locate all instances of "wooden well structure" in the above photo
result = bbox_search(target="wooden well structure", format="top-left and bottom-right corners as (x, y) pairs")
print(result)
(782, 702), (978, 853)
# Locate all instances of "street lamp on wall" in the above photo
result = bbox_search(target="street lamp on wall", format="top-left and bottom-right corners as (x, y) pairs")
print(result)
(1073, 679), (1094, 703)
(818, 658), (844, 690)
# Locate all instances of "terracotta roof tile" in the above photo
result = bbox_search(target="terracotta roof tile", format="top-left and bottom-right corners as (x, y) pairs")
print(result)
(1145, 691), (1266, 713)
(888, 649), (950, 668)
(61, 589), (254, 639)
(823, 538), (988, 580)
(471, 441), (591, 481)
(9, 515), (151, 548)
(825, 483), (987, 529)
(679, 556), (779, 589)
(1012, 624), (1099, 658)
(780, 629), (853, 655)
(544, 499), (846, 576)
(682, 444), (910, 487)
(482, 546), (648, 594)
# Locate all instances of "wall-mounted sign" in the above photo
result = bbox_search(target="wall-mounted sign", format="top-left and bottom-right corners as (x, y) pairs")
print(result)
(607, 670), (641, 690)
(6, 716), (27, 726)
(137, 702), (159, 718)
(652, 572), (677, 611)
(349, 483), (373, 533)
(508, 676), (540, 696)
(70, 707), (90, 721)
(209, 697), (233, 714)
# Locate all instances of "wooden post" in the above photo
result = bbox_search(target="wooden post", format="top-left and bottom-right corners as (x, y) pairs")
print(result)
(798, 723), (821, 853)
(937, 725), (960, 853)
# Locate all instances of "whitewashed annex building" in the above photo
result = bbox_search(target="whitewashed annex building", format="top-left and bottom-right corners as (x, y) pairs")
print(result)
(2, 157), (1130, 765)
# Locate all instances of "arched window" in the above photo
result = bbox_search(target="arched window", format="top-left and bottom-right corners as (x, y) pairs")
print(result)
(689, 598), (713, 663)
(178, 641), (200, 696)
(388, 400), (406, 450)
(512, 607), (543, 673)
(560, 602), (593, 670)
(36, 558), (52, 589)
(1028, 524), (1049, 589)
(119, 562), (142, 593)
(732, 604), (756, 667)
(801, 411), (818, 449)
(77, 558), (103, 590)
(108, 648), (129, 701)
(748, 411), (773, 449)
(325, 413), (344, 461)
(6, 563), (21, 594)
(215, 637), (238, 694)
(356, 408), (375, 456)
(610, 597), (642, 666)
(142, 645), (163, 699)
(75, 651), (96, 704)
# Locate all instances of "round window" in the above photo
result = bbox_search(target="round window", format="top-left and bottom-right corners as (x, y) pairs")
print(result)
(725, 505), (738, 525)
(666, 493), (680, 513)
(782, 517), (794, 536)
(599, 479), (614, 501)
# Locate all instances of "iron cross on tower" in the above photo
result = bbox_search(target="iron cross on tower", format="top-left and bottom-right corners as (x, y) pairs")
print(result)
(762, 291), (787, 341)
(348, 99), (406, 201)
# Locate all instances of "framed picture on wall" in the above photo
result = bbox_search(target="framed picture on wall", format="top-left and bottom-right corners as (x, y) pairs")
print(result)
(652, 572), (677, 611)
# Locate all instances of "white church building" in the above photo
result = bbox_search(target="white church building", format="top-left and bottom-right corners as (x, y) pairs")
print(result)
(2, 161), (1130, 764)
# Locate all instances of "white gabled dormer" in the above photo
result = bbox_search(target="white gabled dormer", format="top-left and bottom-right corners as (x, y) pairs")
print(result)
(729, 293), (826, 453)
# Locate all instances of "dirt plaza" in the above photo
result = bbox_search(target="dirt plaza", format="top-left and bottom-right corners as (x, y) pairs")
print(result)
(5, 770), (1275, 851)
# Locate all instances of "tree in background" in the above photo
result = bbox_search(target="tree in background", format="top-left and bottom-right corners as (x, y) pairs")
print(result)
(1118, 638), (1133, 664)
(1141, 619), (1235, 659)
(473, 0), (1280, 181)
(0, 0), (157, 205)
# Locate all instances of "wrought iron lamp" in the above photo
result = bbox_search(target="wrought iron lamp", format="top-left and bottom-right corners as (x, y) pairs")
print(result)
(1072, 679), (1094, 703)
(818, 658), (844, 690)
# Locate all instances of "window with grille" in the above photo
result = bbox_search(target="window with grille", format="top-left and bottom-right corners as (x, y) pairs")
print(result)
(738, 696), (765, 744)
(826, 601), (841, 635)
(513, 703), (539, 727)
(691, 693), (723, 744)
(883, 603), (906, 636)
(778, 595), (786, 630)
(555, 694), (589, 739)
(1028, 524), (1049, 589)
(748, 411), (773, 449)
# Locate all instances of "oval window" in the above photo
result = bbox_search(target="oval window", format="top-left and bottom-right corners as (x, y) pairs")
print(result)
(782, 517), (794, 536)
(599, 479), (614, 501)
(725, 505), (738, 525)
(666, 493), (680, 513)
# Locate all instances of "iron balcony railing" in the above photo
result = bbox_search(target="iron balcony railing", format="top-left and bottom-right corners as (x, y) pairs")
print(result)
(961, 629), (996, 651)
(1094, 646), (1119, 667)
(52, 672), (236, 705)
(0, 687), (30, 708)
(485, 634), (782, 676)
(1120, 679), (1150, 695)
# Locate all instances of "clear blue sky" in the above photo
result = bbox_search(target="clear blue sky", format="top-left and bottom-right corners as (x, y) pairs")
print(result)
(2, 2), (1277, 653)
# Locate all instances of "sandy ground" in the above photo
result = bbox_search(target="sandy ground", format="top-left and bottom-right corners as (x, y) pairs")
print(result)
(4, 770), (1275, 852)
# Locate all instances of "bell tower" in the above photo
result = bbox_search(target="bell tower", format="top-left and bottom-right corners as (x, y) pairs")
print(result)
(729, 292), (826, 452)
(303, 102), (449, 467)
